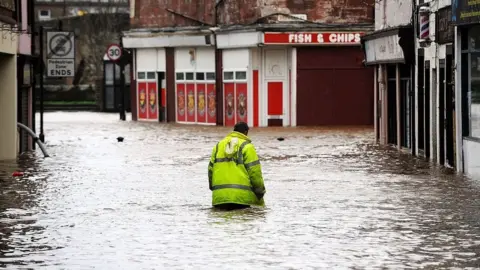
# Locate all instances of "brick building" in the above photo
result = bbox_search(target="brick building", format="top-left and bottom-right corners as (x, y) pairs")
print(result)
(123, 0), (375, 126)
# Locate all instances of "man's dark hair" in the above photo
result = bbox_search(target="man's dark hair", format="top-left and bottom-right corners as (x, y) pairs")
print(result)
(234, 122), (249, 134)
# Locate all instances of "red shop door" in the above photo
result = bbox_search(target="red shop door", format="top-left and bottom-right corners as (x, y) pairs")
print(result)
(206, 84), (216, 124)
(223, 82), (248, 126)
(186, 83), (196, 122)
(176, 83), (186, 122)
(137, 82), (148, 120)
(147, 82), (158, 120)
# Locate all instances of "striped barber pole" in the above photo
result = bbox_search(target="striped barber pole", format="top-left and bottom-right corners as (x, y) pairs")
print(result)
(419, 8), (430, 40)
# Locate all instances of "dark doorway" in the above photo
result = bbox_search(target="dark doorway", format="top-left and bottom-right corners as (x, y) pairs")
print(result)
(103, 62), (131, 112)
(418, 54), (425, 154)
(376, 68), (380, 141)
(399, 63), (412, 148)
(157, 72), (166, 122)
(446, 53), (455, 168)
(439, 59), (446, 165)
(387, 64), (397, 145)
(424, 61), (431, 158)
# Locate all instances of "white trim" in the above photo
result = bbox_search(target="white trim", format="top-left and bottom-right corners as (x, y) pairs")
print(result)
(123, 34), (215, 48)
(262, 48), (289, 126)
(248, 51), (254, 126)
(216, 32), (262, 49)
(455, 26), (463, 172)
(291, 47), (297, 127)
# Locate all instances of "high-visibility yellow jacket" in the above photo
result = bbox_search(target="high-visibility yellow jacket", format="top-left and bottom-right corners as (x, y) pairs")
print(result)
(208, 131), (266, 206)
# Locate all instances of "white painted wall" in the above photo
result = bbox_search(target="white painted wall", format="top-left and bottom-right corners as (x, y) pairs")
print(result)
(251, 48), (261, 70)
(223, 49), (249, 70)
(196, 48), (215, 70)
(464, 139), (480, 178)
(175, 48), (194, 70)
(375, 0), (412, 30)
(157, 48), (166, 71)
(137, 48), (157, 71)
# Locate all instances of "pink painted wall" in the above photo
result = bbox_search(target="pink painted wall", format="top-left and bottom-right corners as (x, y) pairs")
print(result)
(17, 0), (31, 55)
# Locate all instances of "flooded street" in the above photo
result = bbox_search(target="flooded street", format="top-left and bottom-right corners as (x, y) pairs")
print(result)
(1, 112), (480, 269)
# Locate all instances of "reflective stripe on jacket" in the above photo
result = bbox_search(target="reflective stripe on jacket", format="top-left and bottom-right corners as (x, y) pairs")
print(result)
(208, 131), (266, 206)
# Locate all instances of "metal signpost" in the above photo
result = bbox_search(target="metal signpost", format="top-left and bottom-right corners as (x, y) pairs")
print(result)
(106, 43), (126, 121)
(46, 31), (76, 77)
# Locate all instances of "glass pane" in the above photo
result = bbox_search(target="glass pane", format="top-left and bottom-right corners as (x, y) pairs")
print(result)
(105, 86), (115, 109)
(105, 63), (114, 85)
(115, 64), (121, 84)
(147, 72), (155, 80)
(176, 72), (184, 80)
(469, 26), (480, 51)
(196, 72), (205, 80)
(186, 72), (194, 80)
(124, 64), (131, 84)
(206, 72), (215, 80)
(471, 52), (480, 138)
(223, 71), (234, 80)
(235, 71), (247, 80)
(137, 72), (145, 80)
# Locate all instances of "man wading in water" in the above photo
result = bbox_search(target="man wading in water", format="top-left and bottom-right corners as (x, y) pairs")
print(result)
(208, 122), (266, 210)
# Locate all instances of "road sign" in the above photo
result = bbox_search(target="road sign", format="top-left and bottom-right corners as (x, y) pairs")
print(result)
(46, 31), (75, 77)
(106, 44), (122, 61)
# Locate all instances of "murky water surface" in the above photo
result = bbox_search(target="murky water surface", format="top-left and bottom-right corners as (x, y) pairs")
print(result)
(0, 112), (479, 269)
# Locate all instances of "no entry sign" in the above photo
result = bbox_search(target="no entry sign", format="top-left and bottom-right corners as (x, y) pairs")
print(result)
(106, 44), (122, 61)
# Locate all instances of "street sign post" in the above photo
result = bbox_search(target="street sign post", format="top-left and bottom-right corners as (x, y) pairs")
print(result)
(46, 31), (75, 77)
(106, 44), (122, 62)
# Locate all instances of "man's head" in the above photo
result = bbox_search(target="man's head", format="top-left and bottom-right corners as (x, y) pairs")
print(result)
(234, 122), (249, 135)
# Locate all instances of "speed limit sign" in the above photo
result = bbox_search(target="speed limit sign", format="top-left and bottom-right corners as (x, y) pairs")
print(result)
(106, 44), (122, 61)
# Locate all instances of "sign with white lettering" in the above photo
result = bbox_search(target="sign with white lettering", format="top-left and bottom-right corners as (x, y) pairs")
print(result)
(263, 32), (364, 45)
(364, 34), (405, 64)
(46, 31), (75, 77)
(47, 59), (75, 77)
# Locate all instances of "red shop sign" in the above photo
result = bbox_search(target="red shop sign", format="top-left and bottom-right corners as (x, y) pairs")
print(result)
(263, 32), (365, 45)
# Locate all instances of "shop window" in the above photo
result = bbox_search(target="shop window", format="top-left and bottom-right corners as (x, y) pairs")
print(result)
(466, 25), (480, 138)
(176, 72), (184, 81)
(137, 72), (146, 80)
(147, 72), (156, 80)
(186, 72), (194, 80)
(235, 71), (247, 80)
(206, 72), (215, 80)
(223, 71), (234, 80)
(196, 72), (205, 81)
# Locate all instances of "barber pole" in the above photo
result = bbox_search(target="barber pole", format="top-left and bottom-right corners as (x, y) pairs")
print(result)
(419, 7), (430, 40)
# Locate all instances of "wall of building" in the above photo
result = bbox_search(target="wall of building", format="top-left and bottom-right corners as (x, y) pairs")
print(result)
(0, 54), (18, 160)
(132, 0), (373, 29)
(374, 0), (412, 30)
(464, 139), (480, 178)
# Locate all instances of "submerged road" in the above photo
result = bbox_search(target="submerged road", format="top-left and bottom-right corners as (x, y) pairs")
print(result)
(0, 112), (479, 269)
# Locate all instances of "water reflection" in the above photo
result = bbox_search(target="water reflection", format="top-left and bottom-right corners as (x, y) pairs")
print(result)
(0, 112), (478, 268)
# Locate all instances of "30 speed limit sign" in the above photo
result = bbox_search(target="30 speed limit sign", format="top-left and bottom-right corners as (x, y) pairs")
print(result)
(106, 44), (122, 61)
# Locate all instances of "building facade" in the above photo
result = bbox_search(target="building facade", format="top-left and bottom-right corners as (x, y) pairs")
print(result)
(124, 0), (375, 126)
(452, 0), (480, 177)
(0, 2), (18, 160)
(0, 0), (34, 159)
(34, 0), (129, 21)
(362, 0), (416, 153)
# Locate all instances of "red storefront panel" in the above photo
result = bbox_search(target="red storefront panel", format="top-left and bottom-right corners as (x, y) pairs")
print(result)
(161, 88), (166, 107)
(206, 84), (216, 124)
(196, 84), (206, 123)
(267, 82), (283, 115)
(236, 83), (248, 122)
(186, 83), (196, 122)
(147, 82), (158, 120)
(137, 82), (147, 120)
(176, 83), (186, 122)
(224, 83), (235, 126)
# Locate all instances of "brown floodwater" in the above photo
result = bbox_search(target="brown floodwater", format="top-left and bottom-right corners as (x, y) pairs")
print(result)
(0, 112), (478, 269)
